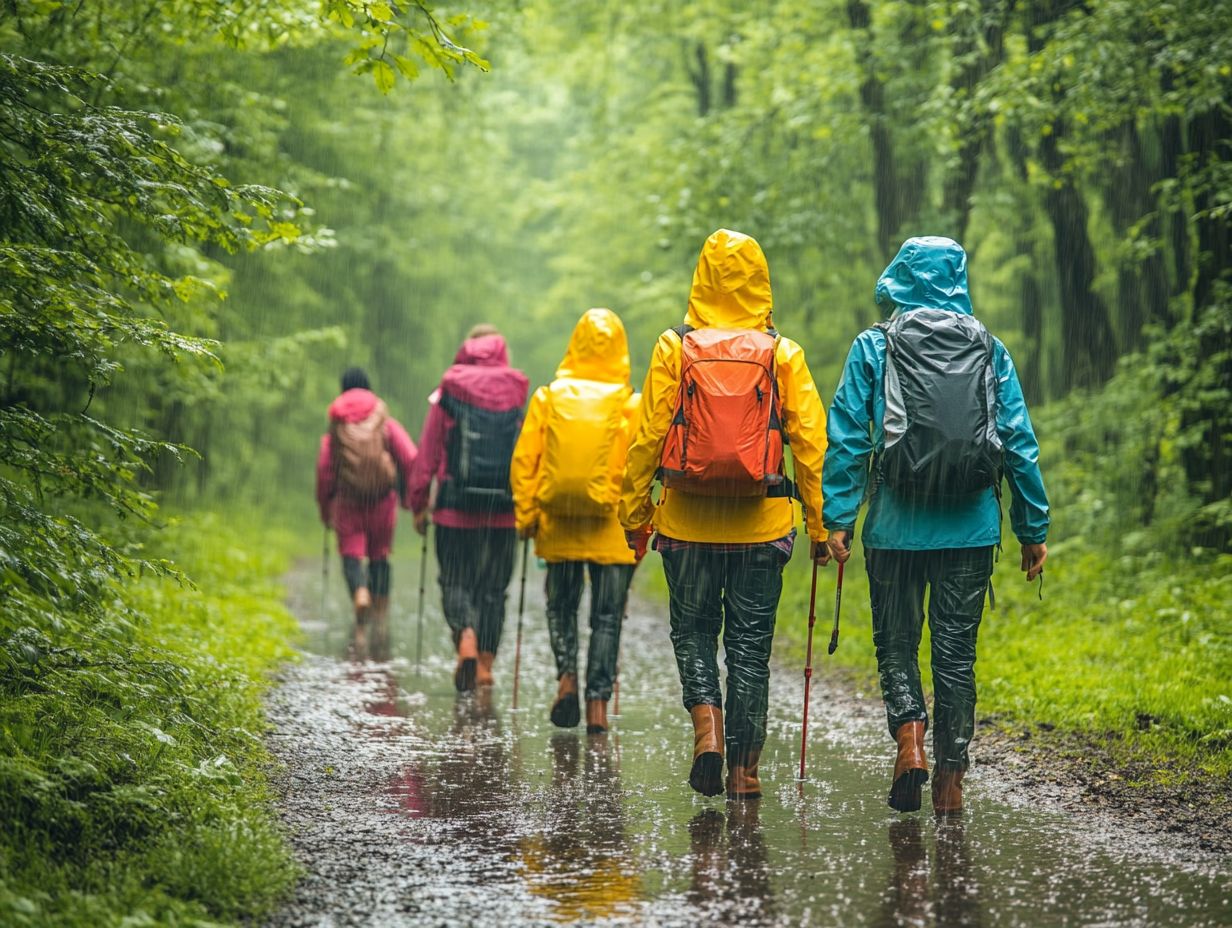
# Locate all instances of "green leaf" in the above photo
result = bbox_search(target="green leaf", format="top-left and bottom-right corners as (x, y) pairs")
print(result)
(393, 54), (419, 80)
(372, 59), (395, 94)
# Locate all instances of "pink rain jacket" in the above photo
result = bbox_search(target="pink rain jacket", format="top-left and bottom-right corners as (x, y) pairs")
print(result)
(316, 388), (418, 522)
(409, 334), (529, 529)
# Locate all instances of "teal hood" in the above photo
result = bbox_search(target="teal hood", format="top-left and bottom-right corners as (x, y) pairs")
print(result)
(875, 236), (973, 316)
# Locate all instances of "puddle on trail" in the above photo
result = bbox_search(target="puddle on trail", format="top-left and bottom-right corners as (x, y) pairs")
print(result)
(272, 548), (1232, 927)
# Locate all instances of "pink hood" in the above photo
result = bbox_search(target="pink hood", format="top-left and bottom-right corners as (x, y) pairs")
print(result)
(440, 334), (528, 411)
(328, 388), (381, 423)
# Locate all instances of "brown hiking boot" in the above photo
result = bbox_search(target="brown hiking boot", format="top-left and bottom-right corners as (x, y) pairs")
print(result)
(888, 721), (929, 812)
(726, 748), (762, 801)
(454, 628), (479, 692)
(932, 768), (965, 816)
(689, 705), (724, 797)
(550, 673), (580, 728)
(476, 651), (495, 687)
(586, 699), (608, 734)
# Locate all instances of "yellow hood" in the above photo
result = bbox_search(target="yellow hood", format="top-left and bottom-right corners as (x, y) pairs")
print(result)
(684, 229), (773, 331)
(555, 308), (631, 384)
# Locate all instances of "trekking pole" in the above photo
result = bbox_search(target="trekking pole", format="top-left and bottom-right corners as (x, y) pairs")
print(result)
(828, 561), (845, 655)
(511, 537), (529, 711)
(321, 527), (330, 623)
(415, 526), (428, 672)
(797, 557), (821, 781)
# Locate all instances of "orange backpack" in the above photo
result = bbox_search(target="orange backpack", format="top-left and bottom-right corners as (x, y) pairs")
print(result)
(657, 325), (790, 497)
(330, 407), (397, 501)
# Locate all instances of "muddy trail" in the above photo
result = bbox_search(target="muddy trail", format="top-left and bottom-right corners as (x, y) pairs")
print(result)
(264, 547), (1231, 927)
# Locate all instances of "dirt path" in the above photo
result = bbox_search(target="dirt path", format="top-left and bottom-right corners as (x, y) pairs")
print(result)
(263, 553), (1231, 927)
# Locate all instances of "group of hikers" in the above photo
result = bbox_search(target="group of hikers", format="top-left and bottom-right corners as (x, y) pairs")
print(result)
(315, 230), (1050, 816)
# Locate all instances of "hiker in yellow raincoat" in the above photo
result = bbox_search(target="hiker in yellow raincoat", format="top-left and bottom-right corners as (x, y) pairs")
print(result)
(620, 229), (830, 800)
(510, 308), (640, 734)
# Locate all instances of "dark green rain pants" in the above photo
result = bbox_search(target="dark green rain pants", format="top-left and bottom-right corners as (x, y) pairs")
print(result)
(866, 546), (994, 771)
(545, 561), (635, 701)
(659, 541), (787, 761)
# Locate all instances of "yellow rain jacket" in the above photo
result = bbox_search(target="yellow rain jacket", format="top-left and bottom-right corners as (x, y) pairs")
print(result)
(511, 308), (640, 564)
(619, 229), (829, 544)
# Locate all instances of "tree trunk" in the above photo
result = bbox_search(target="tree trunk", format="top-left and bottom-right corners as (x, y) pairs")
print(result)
(940, 2), (1007, 242)
(1039, 123), (1118, 390)
(687, 41), (711, 118)
(1105, 121), (1173, 349)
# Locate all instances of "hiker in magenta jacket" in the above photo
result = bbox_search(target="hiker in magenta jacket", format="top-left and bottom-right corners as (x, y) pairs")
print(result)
(410, 325), (529, 691)
(316, 367), (417, 659)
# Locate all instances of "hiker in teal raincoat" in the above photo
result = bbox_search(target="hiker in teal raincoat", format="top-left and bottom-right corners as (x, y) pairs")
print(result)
(822, 236), (1049, 815)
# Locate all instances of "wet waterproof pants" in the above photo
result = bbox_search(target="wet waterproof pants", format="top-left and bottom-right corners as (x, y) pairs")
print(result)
(659, 542), (787, 759)
(866, 546), (994, 771)
(434, 525), (517, 655)
(545, 561), (635, 702)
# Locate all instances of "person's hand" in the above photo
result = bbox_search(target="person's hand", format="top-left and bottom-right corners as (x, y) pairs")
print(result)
(827, 530), (852, 564)
(811, 540), (832, 566)
(517, 520), (537, 540)
(625, 526), (652, 562)
(413, 511), (430, 536)
(1021, 542), (1047, 581)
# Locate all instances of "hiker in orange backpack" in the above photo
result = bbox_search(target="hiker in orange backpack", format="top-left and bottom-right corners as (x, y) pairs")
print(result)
(316, 367), (418, 658)
(620, 229), (830, 800)
(510, 308), (640, 735)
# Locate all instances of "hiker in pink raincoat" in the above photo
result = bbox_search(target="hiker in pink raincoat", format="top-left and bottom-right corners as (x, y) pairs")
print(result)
(409, 325), (529, 692)
(316, 367), (418, 658)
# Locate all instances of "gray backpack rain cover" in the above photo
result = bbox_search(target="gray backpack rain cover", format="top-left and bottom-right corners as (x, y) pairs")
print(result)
(877, 309), (1003, 497)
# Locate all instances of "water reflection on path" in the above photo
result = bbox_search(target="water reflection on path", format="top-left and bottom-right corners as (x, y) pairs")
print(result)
(272, 552), (1232, 927)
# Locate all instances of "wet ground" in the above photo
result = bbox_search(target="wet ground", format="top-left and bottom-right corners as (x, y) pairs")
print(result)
(265, 547), (1231, 927)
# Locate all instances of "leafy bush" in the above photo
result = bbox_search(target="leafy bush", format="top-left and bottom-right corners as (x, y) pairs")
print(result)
(0, 512), (300, 926)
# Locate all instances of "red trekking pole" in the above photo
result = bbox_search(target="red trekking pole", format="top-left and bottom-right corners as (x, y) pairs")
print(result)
(797, 557), (821, 781)
(511, 537), (529, 710)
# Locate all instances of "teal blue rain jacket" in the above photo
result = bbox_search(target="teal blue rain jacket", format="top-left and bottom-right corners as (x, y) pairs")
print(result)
(822, 237), (1050, 550)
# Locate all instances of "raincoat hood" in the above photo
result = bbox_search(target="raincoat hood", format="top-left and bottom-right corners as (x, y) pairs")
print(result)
(452, 333), (511, 367)
(328, 388), (382, 423)
(555, 308), (631, 385)
(874, 236), (973, 316)
(439, 333), (528, 412)
(684, 229), (774, 331)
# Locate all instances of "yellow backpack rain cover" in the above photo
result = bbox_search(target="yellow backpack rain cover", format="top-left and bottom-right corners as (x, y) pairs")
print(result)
(537, 379), (628, 518)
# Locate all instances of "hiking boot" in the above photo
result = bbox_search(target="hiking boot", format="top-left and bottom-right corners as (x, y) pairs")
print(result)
(932, 768), (965, 816)
(726, 748), (762, 801)
(550, 673), (580, 728)
(888, 721), (929, 812)
(454, 628), (479, 692)
(689, 704), (724, 797)
(585, 699), (608, 735)
(370, 596), (390, 661)
(476, 652), (495, 687)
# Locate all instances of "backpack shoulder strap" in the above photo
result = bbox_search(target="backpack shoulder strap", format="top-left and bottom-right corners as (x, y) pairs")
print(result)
(670, 323), (694, 341)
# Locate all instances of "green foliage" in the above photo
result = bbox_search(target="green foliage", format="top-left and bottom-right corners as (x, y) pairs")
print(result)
(1038, 289), (1232, 551)
(0, 511), (301, 926)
